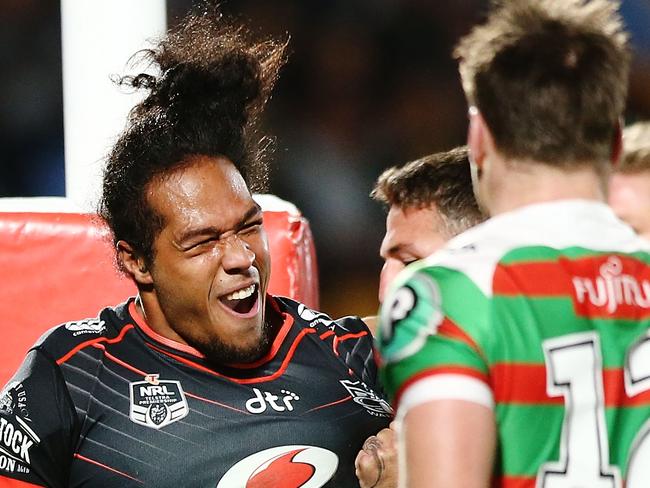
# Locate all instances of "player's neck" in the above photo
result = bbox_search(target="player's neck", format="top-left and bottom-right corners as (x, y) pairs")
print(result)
(486, 158), (608, 216)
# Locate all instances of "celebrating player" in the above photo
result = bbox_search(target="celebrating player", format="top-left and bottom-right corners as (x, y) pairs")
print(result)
(371, 146), (486, 303)
(609, 121), (650, 241)
(0, 9), (392, 487)
(378, 0), (650, 487)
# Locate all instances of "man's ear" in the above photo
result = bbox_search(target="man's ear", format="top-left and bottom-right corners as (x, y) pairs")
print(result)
(468, 106), (493, 170)
(610, 118), (623, 167)
(117, 240), (153, 285)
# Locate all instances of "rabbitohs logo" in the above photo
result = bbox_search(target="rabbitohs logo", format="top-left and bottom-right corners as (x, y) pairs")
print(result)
(217, 445), (338, 488)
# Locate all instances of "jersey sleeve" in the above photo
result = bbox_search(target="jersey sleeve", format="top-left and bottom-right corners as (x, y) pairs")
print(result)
(377, 266), (493, 417)
(329, 316), (382, 392)
(0, 349), (79, 487)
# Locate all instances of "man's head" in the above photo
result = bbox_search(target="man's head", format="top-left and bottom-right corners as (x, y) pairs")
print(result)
(98, 10), (287, 364)
(371, 147), (486, 301)
(454, 0), (629, 210)
(609, 122), (650, 240)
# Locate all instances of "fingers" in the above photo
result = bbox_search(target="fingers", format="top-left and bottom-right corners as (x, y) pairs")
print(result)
(355, 441), (382, 488)
(356, 427), (400, 488)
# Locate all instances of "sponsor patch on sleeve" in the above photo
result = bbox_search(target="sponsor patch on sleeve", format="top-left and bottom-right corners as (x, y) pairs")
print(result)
(377, 271), (444, 364)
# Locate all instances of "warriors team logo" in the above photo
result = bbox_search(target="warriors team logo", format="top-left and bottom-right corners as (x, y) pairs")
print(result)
(339, 380), (393, 417)
(129, 375), (188, 430)
(217, 445), (338, 488)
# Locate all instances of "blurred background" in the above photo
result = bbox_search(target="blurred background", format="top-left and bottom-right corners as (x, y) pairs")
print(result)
(2, 0), (650, 318)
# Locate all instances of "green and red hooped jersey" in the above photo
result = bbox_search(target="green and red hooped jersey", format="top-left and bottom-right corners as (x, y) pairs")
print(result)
(377, 200), (650, 488)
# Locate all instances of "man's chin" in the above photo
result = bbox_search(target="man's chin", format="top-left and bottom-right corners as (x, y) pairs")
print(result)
(195, 321), (272, 366)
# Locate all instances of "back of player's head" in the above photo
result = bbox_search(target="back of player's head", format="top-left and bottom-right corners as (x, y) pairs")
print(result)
(455, 0), (629, 167)
(618, 122), (650, 174)
(98, 7), (287, 268)
(371, 146), (486, 236)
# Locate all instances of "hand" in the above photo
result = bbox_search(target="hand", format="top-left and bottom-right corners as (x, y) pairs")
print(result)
(355, 422), (398, 488)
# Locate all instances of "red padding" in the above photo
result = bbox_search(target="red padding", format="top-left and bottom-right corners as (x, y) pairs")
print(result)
(0, 210), (318, 386)
(0, 476), (45, 487)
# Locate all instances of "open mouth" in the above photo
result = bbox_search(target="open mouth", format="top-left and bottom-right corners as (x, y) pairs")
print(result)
(218, 283), (259, 317)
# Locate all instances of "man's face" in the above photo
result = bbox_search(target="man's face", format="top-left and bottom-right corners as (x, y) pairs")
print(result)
(378, 205), (449, 302)
(609, 171), (650, 241)
(145, 155), (271, 364)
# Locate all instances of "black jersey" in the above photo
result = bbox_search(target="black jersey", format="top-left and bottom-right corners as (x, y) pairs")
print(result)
(0, 296), (391, 487)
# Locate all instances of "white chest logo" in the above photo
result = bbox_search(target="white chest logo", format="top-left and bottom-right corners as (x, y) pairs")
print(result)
(129, 376), (188, 429)
(340, 380), (393, 417)
(64, 319), (106, 336)
(217, 445), (338, 488)
(245, 388), (300, 414)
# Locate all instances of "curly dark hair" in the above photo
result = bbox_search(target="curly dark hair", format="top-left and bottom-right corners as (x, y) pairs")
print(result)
(371, 147), (486, 237)
(98, 7), (287, 269)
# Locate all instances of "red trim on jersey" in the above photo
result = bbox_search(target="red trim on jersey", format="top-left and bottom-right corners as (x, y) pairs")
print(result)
(146, 327), (318, 384)
(437, 318), (483, 357)
(91, 344), (148, 377)
(56, 323), (134, 365)
(73, 453), (143, 484)
(492, 363), (650, 407)
(184, 391), (251, 415)
(333, 331), (368, 356)
(128, 297), (296, 369)
(497, 475), (535, 488)
(319, 330), (335, 340)
(128, 301), (205, 358)
(304, 395), (353, 414)
(0, 476), (45, 487)
(393, 366), (489, 409)
(86, 346), (253, 413)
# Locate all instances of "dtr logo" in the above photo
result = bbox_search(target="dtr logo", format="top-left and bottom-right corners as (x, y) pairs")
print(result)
(217, 445), (338, 488)
(245, 388), (300, 414)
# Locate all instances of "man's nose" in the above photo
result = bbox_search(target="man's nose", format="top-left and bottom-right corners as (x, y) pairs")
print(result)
(221, 235), (255, 273)
(378, 259), (405, 303)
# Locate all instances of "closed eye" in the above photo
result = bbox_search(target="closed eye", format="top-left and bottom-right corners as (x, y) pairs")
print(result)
(239, 219), (263, 235)
(183, 236), (219, 253)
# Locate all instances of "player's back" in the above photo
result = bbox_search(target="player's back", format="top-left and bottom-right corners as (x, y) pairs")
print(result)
(380, 200), (650, 487)
(490, 234), (650, 487)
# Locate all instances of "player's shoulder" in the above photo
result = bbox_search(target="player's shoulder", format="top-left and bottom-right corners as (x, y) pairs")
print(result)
(272, 296), (370, 336)
(33, 300), (132, 360)
(412, 200), (650, 293)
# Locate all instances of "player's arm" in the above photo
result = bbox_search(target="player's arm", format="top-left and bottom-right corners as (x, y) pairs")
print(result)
(0, 349), (79, 487)
(401, 400), (495, 488)
(378, 266), (495, 487)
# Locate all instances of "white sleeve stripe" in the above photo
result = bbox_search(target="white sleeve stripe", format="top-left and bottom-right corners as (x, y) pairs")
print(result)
(396, 374), (494, 420)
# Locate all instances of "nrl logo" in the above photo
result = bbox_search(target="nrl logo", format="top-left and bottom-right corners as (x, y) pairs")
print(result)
(129, 375), (188, 430)
(340, 380), (393, 418)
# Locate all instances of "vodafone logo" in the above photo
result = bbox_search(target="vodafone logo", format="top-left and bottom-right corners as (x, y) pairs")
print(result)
(217, 445), (338, 488)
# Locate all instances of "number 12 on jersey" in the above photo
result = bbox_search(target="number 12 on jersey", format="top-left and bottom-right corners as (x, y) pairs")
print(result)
(539, 331), (650, 488)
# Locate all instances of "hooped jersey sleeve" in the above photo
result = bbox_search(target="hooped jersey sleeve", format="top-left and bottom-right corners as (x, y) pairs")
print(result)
(0, 349), (79, 487)
(377, 263), (493, 416)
